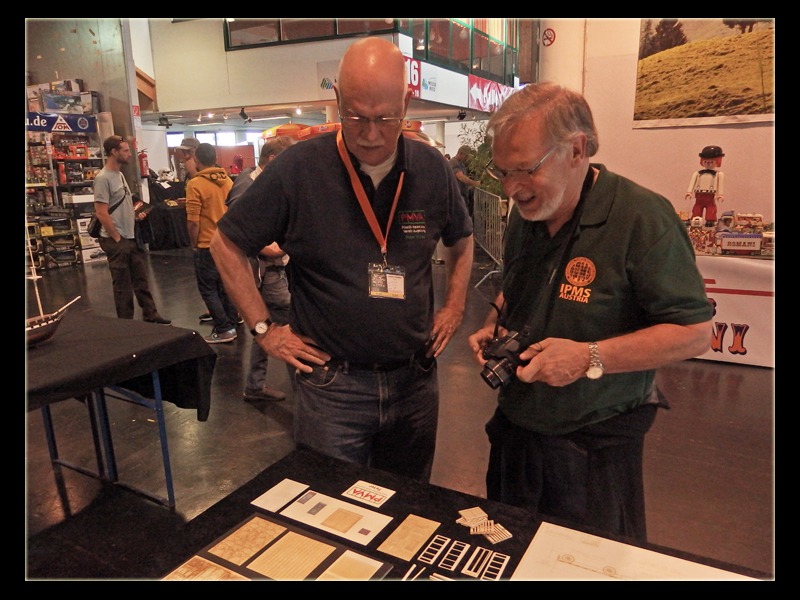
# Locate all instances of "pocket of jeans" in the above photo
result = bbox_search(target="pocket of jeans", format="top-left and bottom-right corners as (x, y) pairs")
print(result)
(295, 363), (339, 388)
(413, 354), (437, 374)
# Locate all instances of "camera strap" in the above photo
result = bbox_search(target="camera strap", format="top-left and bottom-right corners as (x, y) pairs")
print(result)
(507, 166), (595, 343)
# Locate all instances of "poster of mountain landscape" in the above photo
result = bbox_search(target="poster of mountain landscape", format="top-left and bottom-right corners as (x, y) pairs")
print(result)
(634, 19), (774, 128)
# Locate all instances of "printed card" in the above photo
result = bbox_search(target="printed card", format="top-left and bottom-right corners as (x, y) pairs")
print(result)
(342, 480), (396, 507)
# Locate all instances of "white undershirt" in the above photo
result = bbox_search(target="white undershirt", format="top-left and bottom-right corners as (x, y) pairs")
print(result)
(359, 150), (397, 189)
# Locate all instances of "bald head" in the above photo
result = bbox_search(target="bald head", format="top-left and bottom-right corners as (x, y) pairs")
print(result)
(336, 37), (408, 106)
(335, 37), (411, 166)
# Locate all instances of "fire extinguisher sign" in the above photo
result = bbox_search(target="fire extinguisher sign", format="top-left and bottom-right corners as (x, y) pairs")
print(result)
(132, 104), (142, 129)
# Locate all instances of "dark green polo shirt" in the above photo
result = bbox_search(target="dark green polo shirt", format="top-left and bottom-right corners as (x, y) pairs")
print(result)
(497, 164), (712, 434)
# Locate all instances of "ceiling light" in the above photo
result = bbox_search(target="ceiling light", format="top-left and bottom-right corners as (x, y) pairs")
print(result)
(457, 110), (467, 121)
(157, 114), (172, 128)
(223, 111), (228, 120)
(239, 107), (251, 123)
(295, 107), (302, 115)
(197, 112), (202, 122)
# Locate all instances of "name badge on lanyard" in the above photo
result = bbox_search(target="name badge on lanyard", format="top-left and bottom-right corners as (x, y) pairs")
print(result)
(368, 263), (406, 299)
(337, 131), (407, 301)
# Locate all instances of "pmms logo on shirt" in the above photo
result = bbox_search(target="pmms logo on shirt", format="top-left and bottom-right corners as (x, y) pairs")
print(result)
(559, 257), (596, 304)
(398, 210), (428, 239)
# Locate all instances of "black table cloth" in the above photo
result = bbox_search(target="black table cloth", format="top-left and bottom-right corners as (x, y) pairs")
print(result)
(27, 309), (216, 420)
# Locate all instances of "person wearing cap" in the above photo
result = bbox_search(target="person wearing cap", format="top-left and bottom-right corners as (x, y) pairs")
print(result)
(686, 145), (725, 226)
(173, 137), (200, 183)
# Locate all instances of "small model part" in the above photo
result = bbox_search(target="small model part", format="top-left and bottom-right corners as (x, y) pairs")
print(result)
(480, 552), (510, 580)
(418, 534), (450, 564)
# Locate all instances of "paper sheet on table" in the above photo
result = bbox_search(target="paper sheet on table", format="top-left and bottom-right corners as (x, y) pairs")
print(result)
(510, 522), (757, 581)
(251, 478), (309, 512)
(280, 490), (393, 545)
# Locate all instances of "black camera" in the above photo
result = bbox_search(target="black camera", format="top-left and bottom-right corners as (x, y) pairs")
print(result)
(480, 328), (532, 389)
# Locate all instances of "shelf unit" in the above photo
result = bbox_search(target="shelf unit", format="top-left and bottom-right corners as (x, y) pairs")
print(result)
(26, 112), (102, 270)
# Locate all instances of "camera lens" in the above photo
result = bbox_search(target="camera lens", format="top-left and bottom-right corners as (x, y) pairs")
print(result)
(481, 358), (514, 389)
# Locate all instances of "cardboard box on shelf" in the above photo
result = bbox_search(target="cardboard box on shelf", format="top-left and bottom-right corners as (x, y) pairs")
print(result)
(80, 247), (106, 264)
(69, 205), (94, 219)
(78, 232), (99, 249)
(50, 79), (85, 93)
(80, 91), (101, 114)
(42, 92), (85, 114)
(75, 217), (91, 234)
(62, 193), (95, 205)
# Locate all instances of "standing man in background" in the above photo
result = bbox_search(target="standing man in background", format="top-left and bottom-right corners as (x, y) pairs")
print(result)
(173, 136), (212, 323)
(211, 37), (474, 481)
(449, 144), (481, 219)
(185, 143), (237, 344)
(93, 135), (170, 325)
(467, 82), (712, 543)
(226, 136), (296, 402)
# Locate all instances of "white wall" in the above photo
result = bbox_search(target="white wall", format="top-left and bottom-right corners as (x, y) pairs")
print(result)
(143, 18), (774, 222)
(148, 19), (377, 112)
(129, 18), (154, 78)
(542, 19), (774, 221)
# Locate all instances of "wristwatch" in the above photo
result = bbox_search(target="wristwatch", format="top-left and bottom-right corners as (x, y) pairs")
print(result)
(585, 341), (604, 380)
(251, 318), (274, 337)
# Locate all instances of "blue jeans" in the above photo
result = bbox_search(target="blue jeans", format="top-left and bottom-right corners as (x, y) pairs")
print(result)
(245, 263), (291, 393)
(293, 357), (439, 481)
(193, 247), (238, 332)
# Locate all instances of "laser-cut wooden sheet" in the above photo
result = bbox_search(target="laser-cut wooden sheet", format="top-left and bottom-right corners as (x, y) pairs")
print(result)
(247, 531), (336, 580)
(208, 516), (286, 565)
(376, 513), (441, 561)
(316, 550), (385, 581)
(161, 513), (394, 581)
(162, 555), (249, 581)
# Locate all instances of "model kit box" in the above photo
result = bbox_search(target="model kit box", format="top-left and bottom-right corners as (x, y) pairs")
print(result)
(50, 79), (85, 93)
(63, 193), (95, 205)
(42, 92), (85, 114)
(715, 232), (763, 256)
(75, 217), (92, 234)
(69, 205), (94, 219)
(78, 232), (99, 249)
(80, 247), (106, 264)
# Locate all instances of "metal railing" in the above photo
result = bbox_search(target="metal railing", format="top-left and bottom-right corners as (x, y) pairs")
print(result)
(472, 188), (508, 289)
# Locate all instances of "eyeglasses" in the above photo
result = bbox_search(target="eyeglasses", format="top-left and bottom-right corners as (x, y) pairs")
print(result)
(339, 114), (404, 129)
(485, 146), (557, 182)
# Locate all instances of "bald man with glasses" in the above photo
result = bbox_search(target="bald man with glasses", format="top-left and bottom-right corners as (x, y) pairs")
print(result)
(211, 37), (474, 481)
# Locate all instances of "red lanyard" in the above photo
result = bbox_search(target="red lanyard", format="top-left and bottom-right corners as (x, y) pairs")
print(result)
(336, 130), (404, 264)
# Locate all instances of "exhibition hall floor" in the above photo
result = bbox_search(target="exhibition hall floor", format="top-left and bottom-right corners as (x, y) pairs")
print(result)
(25, 246), (774, 579)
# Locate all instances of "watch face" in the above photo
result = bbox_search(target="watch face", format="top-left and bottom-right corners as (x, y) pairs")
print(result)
(586, 366), (603, 380)
(254, 321), (269, 335)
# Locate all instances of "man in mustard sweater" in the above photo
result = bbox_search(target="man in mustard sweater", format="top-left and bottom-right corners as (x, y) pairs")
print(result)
(185, 143), (237, 343)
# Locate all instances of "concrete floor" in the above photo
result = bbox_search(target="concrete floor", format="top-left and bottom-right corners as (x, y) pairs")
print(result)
(25, 245), (774, 579)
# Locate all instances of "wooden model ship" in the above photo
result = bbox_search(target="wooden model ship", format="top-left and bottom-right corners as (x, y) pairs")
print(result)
(26, 224), (80, 346)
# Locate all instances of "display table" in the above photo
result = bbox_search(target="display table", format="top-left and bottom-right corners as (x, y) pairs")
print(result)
(142, 203), (190, 250)
(27, 310), (216, 506)
(163, 448), (769, 580)
(695, 255), (774, 368)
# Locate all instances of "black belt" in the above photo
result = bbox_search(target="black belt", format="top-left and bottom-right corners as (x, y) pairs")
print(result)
(328, 347), (432, 372)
